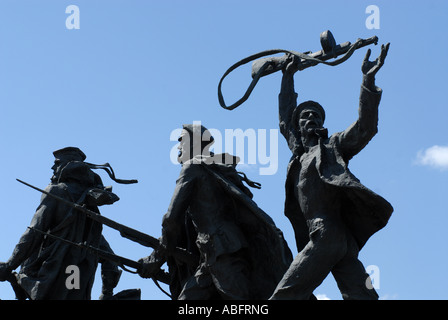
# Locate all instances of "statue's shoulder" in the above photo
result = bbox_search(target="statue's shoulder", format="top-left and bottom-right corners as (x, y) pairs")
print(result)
(44, 182), (74, 198)
(44, 182), (65, 193)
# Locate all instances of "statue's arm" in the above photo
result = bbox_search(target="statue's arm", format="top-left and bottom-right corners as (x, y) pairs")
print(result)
(338, 85), (382, 159)
(138, 165), (198, 279)
(4, 185), (60, 271)
(279, 55), (299, 151)
(161, 163), (198, 250)
(98, 236), (122, 299)
(338, 44), (390, 160)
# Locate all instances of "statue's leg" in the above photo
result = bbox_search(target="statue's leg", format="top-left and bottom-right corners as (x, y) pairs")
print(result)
(209, 250), (251, 300)
(331, 232), (379, 300)
(270, 218), (347, 300)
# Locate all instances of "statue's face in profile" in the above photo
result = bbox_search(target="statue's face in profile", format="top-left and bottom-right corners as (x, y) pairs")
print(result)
(51, 158), (68, 183)
(298, 107), (324, 135)
(177, 129), (192, 164)
(177, 126), (214, 164)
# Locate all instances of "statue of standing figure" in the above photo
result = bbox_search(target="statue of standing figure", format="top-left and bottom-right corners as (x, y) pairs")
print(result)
(270, 43), (393, 300)
(0, 147), (137, 300)
(217, 31), (393, 300)
(138, 124), (293, 300)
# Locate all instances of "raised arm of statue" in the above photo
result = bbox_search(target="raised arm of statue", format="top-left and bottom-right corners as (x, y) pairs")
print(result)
(278, 54), (300, 153)
(338, 43), (390, 161)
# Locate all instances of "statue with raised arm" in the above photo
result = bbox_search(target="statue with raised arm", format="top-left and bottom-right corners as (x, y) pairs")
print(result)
(270, 44), (393, 300)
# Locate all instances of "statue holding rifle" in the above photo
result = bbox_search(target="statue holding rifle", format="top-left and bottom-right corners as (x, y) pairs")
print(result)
(138, 124), (293, 300)
(218, 31), (393, 300)
(0, 147), (138, 300)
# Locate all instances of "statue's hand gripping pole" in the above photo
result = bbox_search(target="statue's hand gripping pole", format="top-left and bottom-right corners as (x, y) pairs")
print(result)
(217, 30), (378, 110)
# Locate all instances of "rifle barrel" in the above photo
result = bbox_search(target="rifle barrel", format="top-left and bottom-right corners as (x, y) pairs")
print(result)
(16, 179), (159, 247)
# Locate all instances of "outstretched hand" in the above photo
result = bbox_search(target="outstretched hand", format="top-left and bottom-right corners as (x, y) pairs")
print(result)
(362, 43), (390, 77)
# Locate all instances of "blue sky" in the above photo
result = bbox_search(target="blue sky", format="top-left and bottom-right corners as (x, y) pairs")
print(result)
(0, 0), (447, 300)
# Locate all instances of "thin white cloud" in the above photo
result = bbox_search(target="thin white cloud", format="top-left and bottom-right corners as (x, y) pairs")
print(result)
(315, 294), (331, 300)
(416, 145), (448, 170)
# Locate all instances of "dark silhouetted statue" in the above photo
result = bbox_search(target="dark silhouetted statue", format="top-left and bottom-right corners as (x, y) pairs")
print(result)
(138, 124), (293, 300)
(0, 147), (134, 299)
(270, 44), (393, 300)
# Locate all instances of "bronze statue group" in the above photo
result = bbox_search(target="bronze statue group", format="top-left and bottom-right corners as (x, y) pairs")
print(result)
(0, 33), (393, 300)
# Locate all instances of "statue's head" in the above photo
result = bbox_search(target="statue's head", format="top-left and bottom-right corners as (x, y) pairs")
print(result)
(178, 124), (214, 164)
(51, 146), (136, 189)
(292, 100), (325, 136)
(51, 147), (87, 182)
